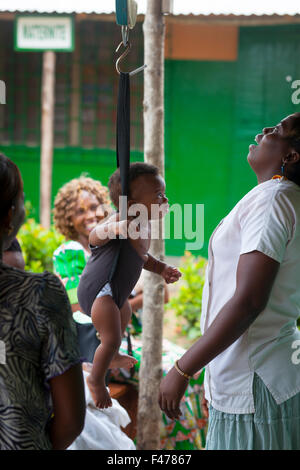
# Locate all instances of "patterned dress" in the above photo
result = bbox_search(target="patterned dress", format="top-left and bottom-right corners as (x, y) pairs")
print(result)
(53, 240), (208, 450)
(0, 263), (82, 450)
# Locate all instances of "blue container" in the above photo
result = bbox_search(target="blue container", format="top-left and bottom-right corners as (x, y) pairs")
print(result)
(116, 0), (128, 26)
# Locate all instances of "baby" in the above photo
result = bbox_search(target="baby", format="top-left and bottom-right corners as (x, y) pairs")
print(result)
(77, 162), (181, 409)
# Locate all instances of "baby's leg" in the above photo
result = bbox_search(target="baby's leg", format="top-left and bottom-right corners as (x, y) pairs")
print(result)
(120, 299), (133, 334)
(87, 295), (122, 408)
(109, 299), (138, 369)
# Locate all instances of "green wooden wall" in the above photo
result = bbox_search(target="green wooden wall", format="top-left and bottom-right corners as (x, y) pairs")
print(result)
(2, 24), (300, 258)
(230, 25), (300, 207)
(164, 59), (236, 256)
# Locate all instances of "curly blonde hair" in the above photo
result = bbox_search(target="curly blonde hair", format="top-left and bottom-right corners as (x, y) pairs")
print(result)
(53, 176), (111, 240)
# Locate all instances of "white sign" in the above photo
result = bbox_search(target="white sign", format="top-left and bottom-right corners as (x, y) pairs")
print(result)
(15, 15), (74, 52)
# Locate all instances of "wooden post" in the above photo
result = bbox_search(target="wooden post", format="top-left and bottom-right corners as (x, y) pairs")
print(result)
(70, 29), (80, 146)
(40, 50), (56, 229)
(136, 0), (165, 450)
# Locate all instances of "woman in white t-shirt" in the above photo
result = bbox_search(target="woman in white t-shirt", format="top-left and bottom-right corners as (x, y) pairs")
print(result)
(159, 112), (300, 450)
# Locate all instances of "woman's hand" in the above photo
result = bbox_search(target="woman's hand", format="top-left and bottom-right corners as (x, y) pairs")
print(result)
(202, 396), (209, 419)
(49, 364), (85, 449)
(158, 366), (189, 420)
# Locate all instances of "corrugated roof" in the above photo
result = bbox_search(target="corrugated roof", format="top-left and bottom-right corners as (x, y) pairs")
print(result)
(0, 0), (299, 16)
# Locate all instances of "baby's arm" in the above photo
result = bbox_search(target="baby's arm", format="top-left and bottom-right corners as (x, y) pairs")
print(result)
(144, 254), (181, 284)
(143, 253), (166, 275)
(89, 213), (134, 247)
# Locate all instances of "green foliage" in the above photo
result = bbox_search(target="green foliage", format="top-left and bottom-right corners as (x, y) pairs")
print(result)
(166, 251), (207, 340)
(18, 202), (65, 273)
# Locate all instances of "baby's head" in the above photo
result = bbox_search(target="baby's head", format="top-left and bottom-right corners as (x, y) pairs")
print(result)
(108, 162), (168, 219)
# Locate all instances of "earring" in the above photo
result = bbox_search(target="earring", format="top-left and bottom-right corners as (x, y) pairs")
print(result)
(281, 162), (285, 176)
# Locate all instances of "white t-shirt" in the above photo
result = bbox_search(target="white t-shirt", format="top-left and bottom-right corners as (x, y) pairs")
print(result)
(200, 178), (300, 414)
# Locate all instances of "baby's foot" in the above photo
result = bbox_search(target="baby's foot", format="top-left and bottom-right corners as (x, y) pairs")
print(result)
(86, 374), (112, 409)
(110, 352), (138, 370)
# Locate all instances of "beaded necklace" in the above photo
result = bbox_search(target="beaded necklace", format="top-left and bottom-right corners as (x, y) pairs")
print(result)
(272, 175), (288, 181)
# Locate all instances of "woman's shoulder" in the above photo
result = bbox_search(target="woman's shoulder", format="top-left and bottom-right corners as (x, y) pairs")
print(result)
(0, 265), (64, 307)
(0, 264), (61, 287)
(252, 178), (300, 196)
(240, 180), (276, 202)
(0, 267), (74, 348)
(238, 179), (299, 209)
(257, 179), (300, 212)
(0, 263), (46, 280)
(236, 179), (300, 235)
(276, 178), (300, 199)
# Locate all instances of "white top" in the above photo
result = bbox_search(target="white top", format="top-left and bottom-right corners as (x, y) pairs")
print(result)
(200, 178), (300, 414)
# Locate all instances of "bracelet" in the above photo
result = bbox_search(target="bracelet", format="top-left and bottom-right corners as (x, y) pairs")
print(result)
(174, 360), (192, 380)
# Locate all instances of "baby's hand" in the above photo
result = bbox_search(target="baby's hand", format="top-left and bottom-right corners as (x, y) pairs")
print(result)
(161, 265), (182, 284)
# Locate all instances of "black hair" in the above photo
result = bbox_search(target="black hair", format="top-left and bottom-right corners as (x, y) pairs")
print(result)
(0, 153), (23, 223)
(284, 113), (300, 185)
(108, 162), (159, 209)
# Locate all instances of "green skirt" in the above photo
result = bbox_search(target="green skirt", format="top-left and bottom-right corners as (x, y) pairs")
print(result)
(206, 374), (300, 450)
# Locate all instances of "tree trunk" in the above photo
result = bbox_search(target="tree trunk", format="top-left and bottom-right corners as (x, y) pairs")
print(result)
(136, 0), (165, 450)
(40, 50), (56, 229)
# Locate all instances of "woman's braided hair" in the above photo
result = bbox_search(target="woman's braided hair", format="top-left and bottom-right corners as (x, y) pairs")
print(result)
(53, 176), (111, 240)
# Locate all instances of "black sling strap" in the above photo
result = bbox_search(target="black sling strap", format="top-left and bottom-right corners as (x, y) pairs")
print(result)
(108, 71), (130, 283)
(116, 71), (130, 215)
(115, 72), (136, 372)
